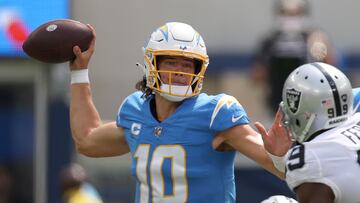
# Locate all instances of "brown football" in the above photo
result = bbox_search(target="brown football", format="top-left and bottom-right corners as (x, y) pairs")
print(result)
(22, 19), (94, 63)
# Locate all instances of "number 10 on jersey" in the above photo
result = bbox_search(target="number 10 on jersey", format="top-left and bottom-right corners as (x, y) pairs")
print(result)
(134, 144), (188, 203)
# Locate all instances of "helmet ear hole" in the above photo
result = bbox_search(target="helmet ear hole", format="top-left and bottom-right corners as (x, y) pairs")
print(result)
(296, 119), (301, 127)
(320, 79), (324, 83)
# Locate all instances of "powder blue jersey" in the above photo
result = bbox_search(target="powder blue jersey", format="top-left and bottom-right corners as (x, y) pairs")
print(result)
(116, 91), (250, 203)
(353, 88), (360, 112)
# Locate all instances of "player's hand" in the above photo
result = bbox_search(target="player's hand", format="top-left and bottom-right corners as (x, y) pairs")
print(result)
(254, 109), (292, 156)
(70, 24), (96, 71)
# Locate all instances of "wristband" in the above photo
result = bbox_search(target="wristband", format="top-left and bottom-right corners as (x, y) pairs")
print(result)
(267, 151), (286, 173)
(71, 69), (89, 84)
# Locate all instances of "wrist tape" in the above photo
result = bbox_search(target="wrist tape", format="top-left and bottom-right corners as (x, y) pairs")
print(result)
(267, 151), (286, 173)
(71, 69), (89, 84)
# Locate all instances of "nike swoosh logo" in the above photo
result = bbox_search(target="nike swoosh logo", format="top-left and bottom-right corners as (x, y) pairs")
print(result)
(232, 115), (243, 123)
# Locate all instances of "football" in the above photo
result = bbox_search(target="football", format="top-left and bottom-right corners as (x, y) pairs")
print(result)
(22, 19), (94, 63)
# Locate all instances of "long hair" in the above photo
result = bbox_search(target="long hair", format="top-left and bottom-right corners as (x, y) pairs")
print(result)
(135, 76), (153, 99)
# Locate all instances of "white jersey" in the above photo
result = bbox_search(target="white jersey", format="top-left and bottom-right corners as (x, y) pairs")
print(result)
(285, 113), (360, 203)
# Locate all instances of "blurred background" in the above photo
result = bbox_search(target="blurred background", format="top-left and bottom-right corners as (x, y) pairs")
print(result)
(1, 0), (359, 202)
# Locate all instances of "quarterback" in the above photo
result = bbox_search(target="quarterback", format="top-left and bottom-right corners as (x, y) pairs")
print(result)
(68, 22), (290, 203)
(256, 63), (360, 203)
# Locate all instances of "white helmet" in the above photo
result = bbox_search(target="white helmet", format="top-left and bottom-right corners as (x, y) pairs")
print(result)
(261, 195), (298, 203)
(281, 62), (353, 143)
(141, 22), (209, 102)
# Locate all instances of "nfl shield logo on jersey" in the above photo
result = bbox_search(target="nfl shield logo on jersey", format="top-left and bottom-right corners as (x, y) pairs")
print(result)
(154, 126), (162, 137)
(286, 88), (301, 113)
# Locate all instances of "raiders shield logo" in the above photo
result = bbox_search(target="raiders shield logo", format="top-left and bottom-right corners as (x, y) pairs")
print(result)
(286, 88), (302, 113)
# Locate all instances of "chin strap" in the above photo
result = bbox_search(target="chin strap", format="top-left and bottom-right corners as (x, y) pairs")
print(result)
(299, 113), (316, 142)
(159, 83), (193, 102)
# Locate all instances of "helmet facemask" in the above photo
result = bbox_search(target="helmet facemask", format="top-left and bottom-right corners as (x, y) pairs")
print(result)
(280, 101), (317, 142)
